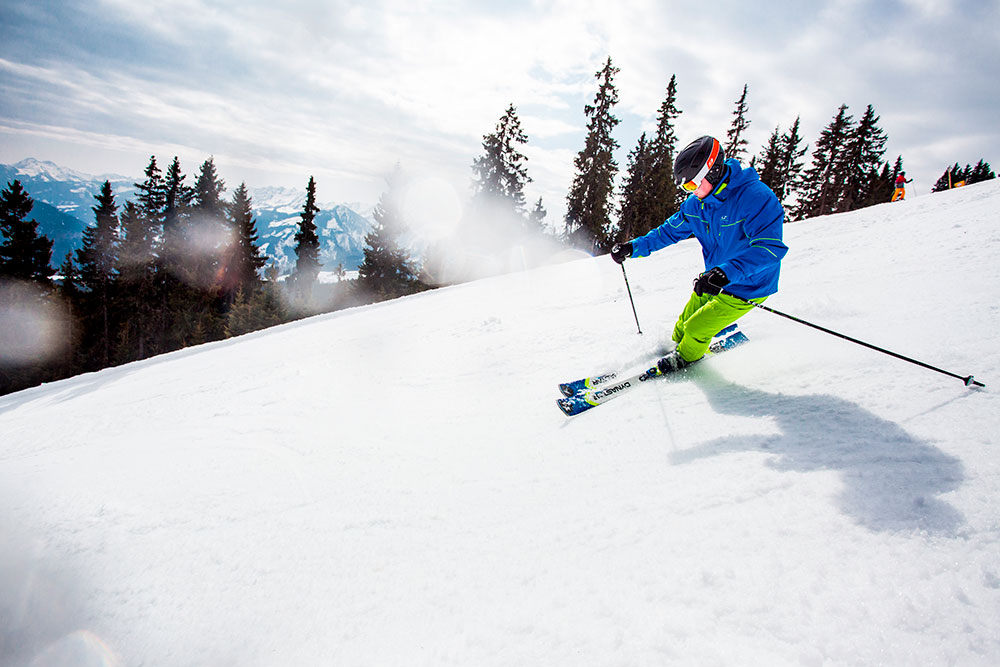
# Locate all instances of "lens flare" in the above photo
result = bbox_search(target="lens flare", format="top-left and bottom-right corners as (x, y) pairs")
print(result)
(166, 216), (239, 290)
(401, 177), (463, 243)
(0, 280), (69, 366)
(29, 630), (122, 667)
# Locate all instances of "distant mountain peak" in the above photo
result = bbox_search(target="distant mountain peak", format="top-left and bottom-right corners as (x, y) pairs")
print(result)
(13, 158), (89, 182)
(12, 157), (130, 184)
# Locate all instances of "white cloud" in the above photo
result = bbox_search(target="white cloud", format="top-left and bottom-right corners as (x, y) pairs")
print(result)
(2, 0), (998, 223)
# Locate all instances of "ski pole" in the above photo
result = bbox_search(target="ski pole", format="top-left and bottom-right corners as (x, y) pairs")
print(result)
(723, 291), (985, 388)
(621, 263), (642, 334)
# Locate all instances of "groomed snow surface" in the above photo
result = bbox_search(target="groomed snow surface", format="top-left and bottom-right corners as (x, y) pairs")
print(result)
(2, 182), (999, 666)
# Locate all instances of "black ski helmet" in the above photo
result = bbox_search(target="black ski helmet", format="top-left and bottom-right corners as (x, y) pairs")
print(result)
(674, 136), (725, 189)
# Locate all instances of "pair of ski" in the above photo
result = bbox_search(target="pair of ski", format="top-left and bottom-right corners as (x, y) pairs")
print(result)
(556, 324), (749, 417)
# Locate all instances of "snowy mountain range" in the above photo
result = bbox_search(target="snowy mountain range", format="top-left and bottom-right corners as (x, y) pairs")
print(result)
(1, 179), (997, 665)
(0, 158), (374, 272)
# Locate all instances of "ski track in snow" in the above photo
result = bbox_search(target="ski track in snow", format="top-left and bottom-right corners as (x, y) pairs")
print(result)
(2, 182), (999, 665)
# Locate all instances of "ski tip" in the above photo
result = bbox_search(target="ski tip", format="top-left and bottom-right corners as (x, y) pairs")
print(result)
(558, 374), (615, 397)
(727, 331), (750, 347)
(556, 396), (592, 417)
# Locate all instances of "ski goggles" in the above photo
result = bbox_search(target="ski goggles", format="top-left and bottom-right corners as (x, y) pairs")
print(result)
(680, 177), (702, 192)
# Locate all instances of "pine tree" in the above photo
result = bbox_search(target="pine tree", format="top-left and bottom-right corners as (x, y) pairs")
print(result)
(192, 157), (226, 218)
(617, 133), (658, 242)
(57, 251), (79, 298)
(838, 104), (887, 212)
(472, 104), (532, 215)
(648, 74), (684, 222)
(126, 158), (163, 261)
(162, 156), (193, 275)
(191, 156), (228, 258)
(135, 156), (166, 223)
(778, 116), (807, 204)
(55, 250), (81, 374)
(292, 176), (322, 304)
(119, 197), (158, 272)
(870, 155), (905, 205)
(130, 156), (167, 345)
(891, 155), (904, 181)
(225, 284), (286, 337)
(462, 104), (537, 260)
(131, 156), (167, 262)
(865, 161), (894, 206)
(226, 248), (287, 337)
(564, 56), (621, 253)
(188, 157), (229, 339)
(751, 117), (807, 205)
(932, 163), (959, 192)
(933, 159), (995, 191)
(358, 169), (420, 302)
(725, 84), (751, 163)
(116, 200), (159, 361)
(191, 157), (225, 230)
(960, 164), (973, 183)
(0, 183), (60, 394)
(528, 197), (548, 234)
(755, 126), (784, 195)
(226, 183), (266, 298)
(968, 159), (996, 184)
(793, 104), (855, 220)
(76, 181), (121, 368)
(157, 157), (195, 352)
(0, 179), (54, 284)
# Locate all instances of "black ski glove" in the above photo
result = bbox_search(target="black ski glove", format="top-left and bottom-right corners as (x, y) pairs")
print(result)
(610, 242), (633, 264)
(693, 267), (729, 296)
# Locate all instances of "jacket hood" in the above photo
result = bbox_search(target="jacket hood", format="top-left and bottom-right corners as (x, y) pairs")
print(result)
(704, 159), (760, 204)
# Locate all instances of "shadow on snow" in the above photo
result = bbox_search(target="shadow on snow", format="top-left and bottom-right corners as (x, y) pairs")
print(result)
(671, 366), (966, 535)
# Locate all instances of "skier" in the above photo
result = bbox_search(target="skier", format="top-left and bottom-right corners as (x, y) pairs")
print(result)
(891, 172), (912, 201)
(610, 135), (788, 374)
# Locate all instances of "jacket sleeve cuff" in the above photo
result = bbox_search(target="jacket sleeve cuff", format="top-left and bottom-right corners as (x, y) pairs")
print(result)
(716, 261), (741, 284)
(630, 237), (649, 258)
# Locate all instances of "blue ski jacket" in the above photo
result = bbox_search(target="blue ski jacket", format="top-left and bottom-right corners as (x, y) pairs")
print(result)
(630, 159), (788, 300)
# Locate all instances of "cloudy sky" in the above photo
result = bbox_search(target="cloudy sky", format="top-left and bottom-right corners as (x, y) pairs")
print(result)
(1, 0), (997, 224)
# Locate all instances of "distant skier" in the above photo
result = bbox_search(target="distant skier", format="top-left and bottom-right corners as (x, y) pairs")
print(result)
(610, 135), (788, 373)
(891, 172), (913, 201)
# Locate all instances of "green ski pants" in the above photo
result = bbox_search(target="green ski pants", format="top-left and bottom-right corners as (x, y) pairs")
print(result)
(672, 292), (767, 362)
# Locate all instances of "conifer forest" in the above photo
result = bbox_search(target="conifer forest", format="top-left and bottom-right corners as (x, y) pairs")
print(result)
(1, 57), (994, 396)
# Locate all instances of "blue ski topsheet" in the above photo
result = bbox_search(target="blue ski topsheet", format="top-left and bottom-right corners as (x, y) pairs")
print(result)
(557, 323), (744, 398)
(556, 324), (749, 416)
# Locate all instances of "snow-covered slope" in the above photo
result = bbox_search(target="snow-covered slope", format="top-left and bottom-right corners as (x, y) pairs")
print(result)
(2, 182), (998, 666)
